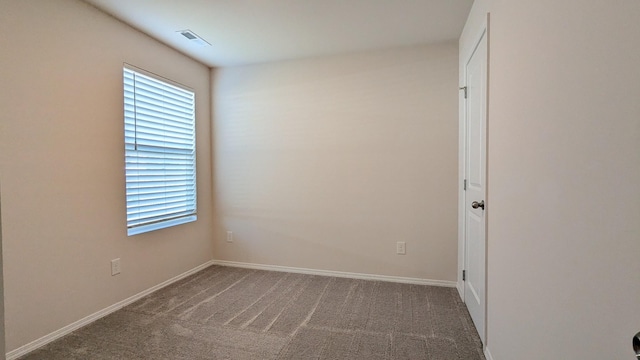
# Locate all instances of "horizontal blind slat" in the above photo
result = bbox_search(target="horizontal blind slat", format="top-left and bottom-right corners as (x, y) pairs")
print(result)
(130, 109), (194, 128)
(127, 191), (193, 202)
(130, 91), (193, 112)
(126, 123), (194, 139)
(126, 197), (194, 211)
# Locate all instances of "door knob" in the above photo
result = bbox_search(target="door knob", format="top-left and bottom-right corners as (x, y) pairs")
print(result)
(471, 200), (485, 210)
(634, 331), (640, 359)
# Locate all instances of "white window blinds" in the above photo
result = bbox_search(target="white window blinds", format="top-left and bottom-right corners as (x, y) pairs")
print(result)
(124, 67), (197, 236)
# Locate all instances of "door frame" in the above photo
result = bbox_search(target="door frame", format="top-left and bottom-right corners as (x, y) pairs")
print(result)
(458, 13), (489, 345)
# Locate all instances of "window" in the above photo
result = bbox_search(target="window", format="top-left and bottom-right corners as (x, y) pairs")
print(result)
(124, 66), (197, 236)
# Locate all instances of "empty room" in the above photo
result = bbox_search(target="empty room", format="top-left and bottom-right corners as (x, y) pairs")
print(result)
(0, 1), (638, 360)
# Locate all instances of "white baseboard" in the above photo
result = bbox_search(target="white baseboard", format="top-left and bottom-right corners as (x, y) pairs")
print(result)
(211, 260), (457, 288)
(484, 346), (495, 360)
(6, 260), (215, 360)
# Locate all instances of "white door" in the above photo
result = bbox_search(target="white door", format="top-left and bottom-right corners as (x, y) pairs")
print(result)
(463, 29), (487, 343)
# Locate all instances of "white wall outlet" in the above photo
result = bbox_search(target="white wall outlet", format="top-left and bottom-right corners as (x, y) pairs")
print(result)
(111, 258), (121, 276)
(226, 231), (233, 243)
(396, 242), (406, 255)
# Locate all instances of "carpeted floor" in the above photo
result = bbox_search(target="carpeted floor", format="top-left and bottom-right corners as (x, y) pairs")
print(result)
(19, 265), (485, 359)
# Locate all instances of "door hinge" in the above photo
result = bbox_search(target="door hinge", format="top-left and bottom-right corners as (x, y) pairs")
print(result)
(463, 179), (467, 191)
(459, 86), (467, 99)
(462, 270), (466, 281)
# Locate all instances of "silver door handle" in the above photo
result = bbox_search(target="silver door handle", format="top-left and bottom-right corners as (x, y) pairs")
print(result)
(471, 200), (485, 210)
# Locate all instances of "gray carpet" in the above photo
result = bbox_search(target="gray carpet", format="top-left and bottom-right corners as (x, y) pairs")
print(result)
(19, 265), (485, 359)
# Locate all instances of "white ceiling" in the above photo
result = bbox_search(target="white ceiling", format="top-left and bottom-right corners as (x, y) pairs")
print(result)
(83, 0), (473, 67)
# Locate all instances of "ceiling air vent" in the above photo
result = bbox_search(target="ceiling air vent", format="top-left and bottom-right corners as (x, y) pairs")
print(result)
(177, 30), (211, 47)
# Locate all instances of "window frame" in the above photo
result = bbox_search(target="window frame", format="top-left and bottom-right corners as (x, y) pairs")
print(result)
(123, 65), (197, 236)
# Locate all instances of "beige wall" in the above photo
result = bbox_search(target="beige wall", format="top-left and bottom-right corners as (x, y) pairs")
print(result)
(0, 194), (5, 359)
(213, 43), (459, 281)
(0, 0), (213, 352)
(461, 1), (640, 359)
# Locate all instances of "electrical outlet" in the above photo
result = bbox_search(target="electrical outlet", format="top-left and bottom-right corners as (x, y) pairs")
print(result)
(111, 258), (121, 276)
(396, 242), (406, 255)
(226, 231), (233, 243)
